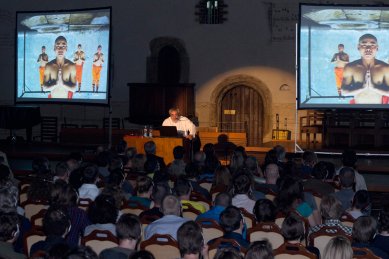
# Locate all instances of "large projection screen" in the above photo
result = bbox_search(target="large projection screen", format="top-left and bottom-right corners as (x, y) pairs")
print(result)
(16, 7), (111, 105)
(299, 4), (389, 109)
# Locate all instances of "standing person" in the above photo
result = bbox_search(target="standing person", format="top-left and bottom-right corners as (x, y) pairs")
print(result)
(73, 44), (85, 92)
(331, 44), (349, 96)
(162, 108), (196, 139)
(37, 46), (48, 92)
(43, 36), (76, 99)
(342, 33), (389, 104)
(92, 45), (104, 92)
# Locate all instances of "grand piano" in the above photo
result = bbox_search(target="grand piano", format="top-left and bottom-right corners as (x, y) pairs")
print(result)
(0, 105), (41, 142)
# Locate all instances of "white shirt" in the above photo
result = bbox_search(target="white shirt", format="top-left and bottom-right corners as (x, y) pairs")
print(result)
(144, 215), (190, 240)
(162, 116), (196, 136)
(78, 183), (100, 201)
(232, 194), (256, 214)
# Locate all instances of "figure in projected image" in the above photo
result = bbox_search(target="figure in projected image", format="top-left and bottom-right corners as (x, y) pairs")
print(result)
(73, 44), (85, 93)
(342, 34), (389, 104)
(92, 45), (104, 93)
(331, 44), (349, 96)
(43, 36), (76, 99)
(37, 46), (49, 92)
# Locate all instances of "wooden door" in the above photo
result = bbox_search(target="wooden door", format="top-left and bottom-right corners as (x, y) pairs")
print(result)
(220, 86), (263, 146)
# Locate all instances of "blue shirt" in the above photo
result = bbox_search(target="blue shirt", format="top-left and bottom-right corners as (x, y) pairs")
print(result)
(196, 205), (225, 222)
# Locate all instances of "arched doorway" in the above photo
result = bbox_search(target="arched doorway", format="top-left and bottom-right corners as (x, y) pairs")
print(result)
(220, 85), (263, 146)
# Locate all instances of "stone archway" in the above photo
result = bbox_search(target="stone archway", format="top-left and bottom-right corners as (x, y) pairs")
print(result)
(147, 37), (189, 83)
(210, 75), (273, 145)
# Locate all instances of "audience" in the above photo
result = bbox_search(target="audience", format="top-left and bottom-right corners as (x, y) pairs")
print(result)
(347, 190), (371, 219)
(0, 212), (25, 259)
(53, 162), (70, 183)
(66, 246), (98, 259)
(213, 165), (231, 189)
(245, 240), (274, 259)
(130, 250), (156, 259)
(78, 165), (100, 201)
(100, 213), (141, 259)
(196, 192), (232, 222)
(139, 182), (170, 222)
(144, 141), (166, 173)
(372, 206), (389, 254)
(253, 199), (276, 223)
(300, 150), (318, 178)
(177, 221), (209, 259)
(129, 176), (153, 208)
(175, 178), (206, 213)
(334, 167), (355, 211)
(167, 146), (186, 178)
(231, 173), (257, 213)
(322, 236), (353, 259)
(338, 149), (367, 191)
(213, 247), (243, 259)
(303, 161), (335, 196)
(144, 194), (190, 240)
(255, 163), (279, 193)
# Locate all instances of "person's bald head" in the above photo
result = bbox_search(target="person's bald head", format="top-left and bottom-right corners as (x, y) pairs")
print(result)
(161, 194), (181, 216)
(264, 163), (279, 184)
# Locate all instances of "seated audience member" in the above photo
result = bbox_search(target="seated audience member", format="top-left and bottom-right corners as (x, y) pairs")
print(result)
(185, 163), (212, 200)
(95, 151), (113, 183)
(229, 150), (245, 175)
(28, 157), (53, 202)
(78, 165), (100, 201)
(245, 156), (264, 179)
(84, 194), (118, 236)
(338, 149), (367, 191)
(177, 221), (209, 259)
(175, 178), (206, 213)
(372, 206), (389, 254)
(322, 236), (353, 259)
(207, 206), (250, 250)
(347, 190), (371, 219)
(130, 153), (147, 175)
(196, 192), (232, 222)
(213, 166), (232, 189)
(144, 194), (190, 240)
(66, 246), (98, 259)
(53, 162), (70, 183)
(203, 143), (221, 178)
(130, 250), (156, 259)
(310, 195), (352, 237)
(100, 214), (141, 259)
(116, 140), (129, 165)
(231, 173), (257, 214)
(304, 161), (335, 196)
(139, 183), (170, 221)
(214, 247), (243, 259)
(281, 213), (320, 258)
(124, 147), (137, 168)
(255, 163), (279, 193)
(334, 167), (355, 211)
(300, 150), (318, 178)
(49, 182), (90, 246)
(128, 176), (153, 208)
(0, 212), (25, 259)
(275, 177), (319, 227)
(109, 156), (124, 173)
(167, 146), (186, 178)
(245, 240), (274, 259)
(30, 206), (72, 257)
(352, 216), (389, 259)
(144, 141), (166, 173)
(253, 199), (276, 223)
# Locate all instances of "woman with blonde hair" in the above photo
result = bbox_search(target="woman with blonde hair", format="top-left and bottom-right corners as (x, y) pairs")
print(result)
(322, 236), (353, 259)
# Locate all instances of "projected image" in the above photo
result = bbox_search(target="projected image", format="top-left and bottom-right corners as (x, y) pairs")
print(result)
(299, 5), (389, 109)
(16, 8), (110, 104)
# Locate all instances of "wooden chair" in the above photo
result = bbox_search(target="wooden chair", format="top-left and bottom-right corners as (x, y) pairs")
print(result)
(340, 212), (356, 228)
(309, 226), (351, 256)
(140, 234), (180, 259)
(190, 192), (211, 211)
(81, 230), (118, 255)
(23, 229), (46, 257)
(19, 186), (29, 204)
(247, 222), (284, 249)
(208, 237), (247, 259)
(182, 203), (202, 220)
(352, 247), (381, 259)
(30, 209), (47, 230)
(21, 200), (49, 220)
(198, 181), (213, 192)
(78, 198), (93, 211)
(273, 242), (316, 259)
(121, 200), (149, 216)
(240, 208), (256, 229)
(196, 218), (224, 243)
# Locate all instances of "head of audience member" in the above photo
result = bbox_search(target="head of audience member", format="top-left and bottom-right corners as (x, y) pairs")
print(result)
(245, 156), (262, 177)
(352, 216), (377, 243)
(339, 167), (355, 189)
(50, 181), (78, 208)
(144, 156), (159, 175)
(125, 147), (138, 167)
(264, 163), (279, 185)
(66, 246), (98, 259)
(0, 212), (20, 244)
(81, 165), (99, 185)
(109, 156), (124, 172)
(151, 183), (171, 207)
(68, 152), (83, 165)
(0, 164), (11, 184)
(194, 151), (206, 166)
(95, 151), (112, 168)
(275, 177), (304, 213)
(32, 156), (51, 175)
(230, 150), (245, 174)
(214, 247), (243, 259)
(88, 194), (118, 225)
(108, 168), (125, 187)
(232, 172), (252, 196)
(245, 240), (274, 259)
(116, 140), (128, 155)
(54, 162), (70, 183)
(264, 149), (278, 167)
(28, 174), (52, 202)
(220, 206), (244, 234)
(161, 194), (181, 216)
(379, 206), (389, 234)
(43, 206), (71, 238)
(0, 180), (18, 214)
(281, 213), (305, 243)
(177, 221), (205, 259)
(302, 150), (318, 168)
(320, 195), (343, 220)
(48, 243), (72, 259)
(214, 192), (232, 209)
(101, 186), (125, 210)
(185, 162), (201, 180)
(351, 190), (371, 214)
(129, 250), (156, 259)
(203, 143), (215, 157)
(253, 199), (276, 223)
(342, 149), (357, 168)
(312, 161), (332, 180)
(174, 178), (192, 200)
(235, 146), (247, 159)
(131, 154), (146, 174)
(214, 166), (231, 187)
(322, 236), (353, 259)
(173, 146), (185, 160)
(273, 145), (286, 163)
(144, 141), (157, 155)
(116, 213), (141, 249)
(136, 175), (153, 198)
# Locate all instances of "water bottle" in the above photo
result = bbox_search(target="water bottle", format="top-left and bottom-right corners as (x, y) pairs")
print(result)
(149, 126), (153, 138)
(143, 125), (148, 137)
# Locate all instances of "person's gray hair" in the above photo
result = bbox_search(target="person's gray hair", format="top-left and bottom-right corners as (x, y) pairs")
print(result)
(0, 180), (18, 213)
